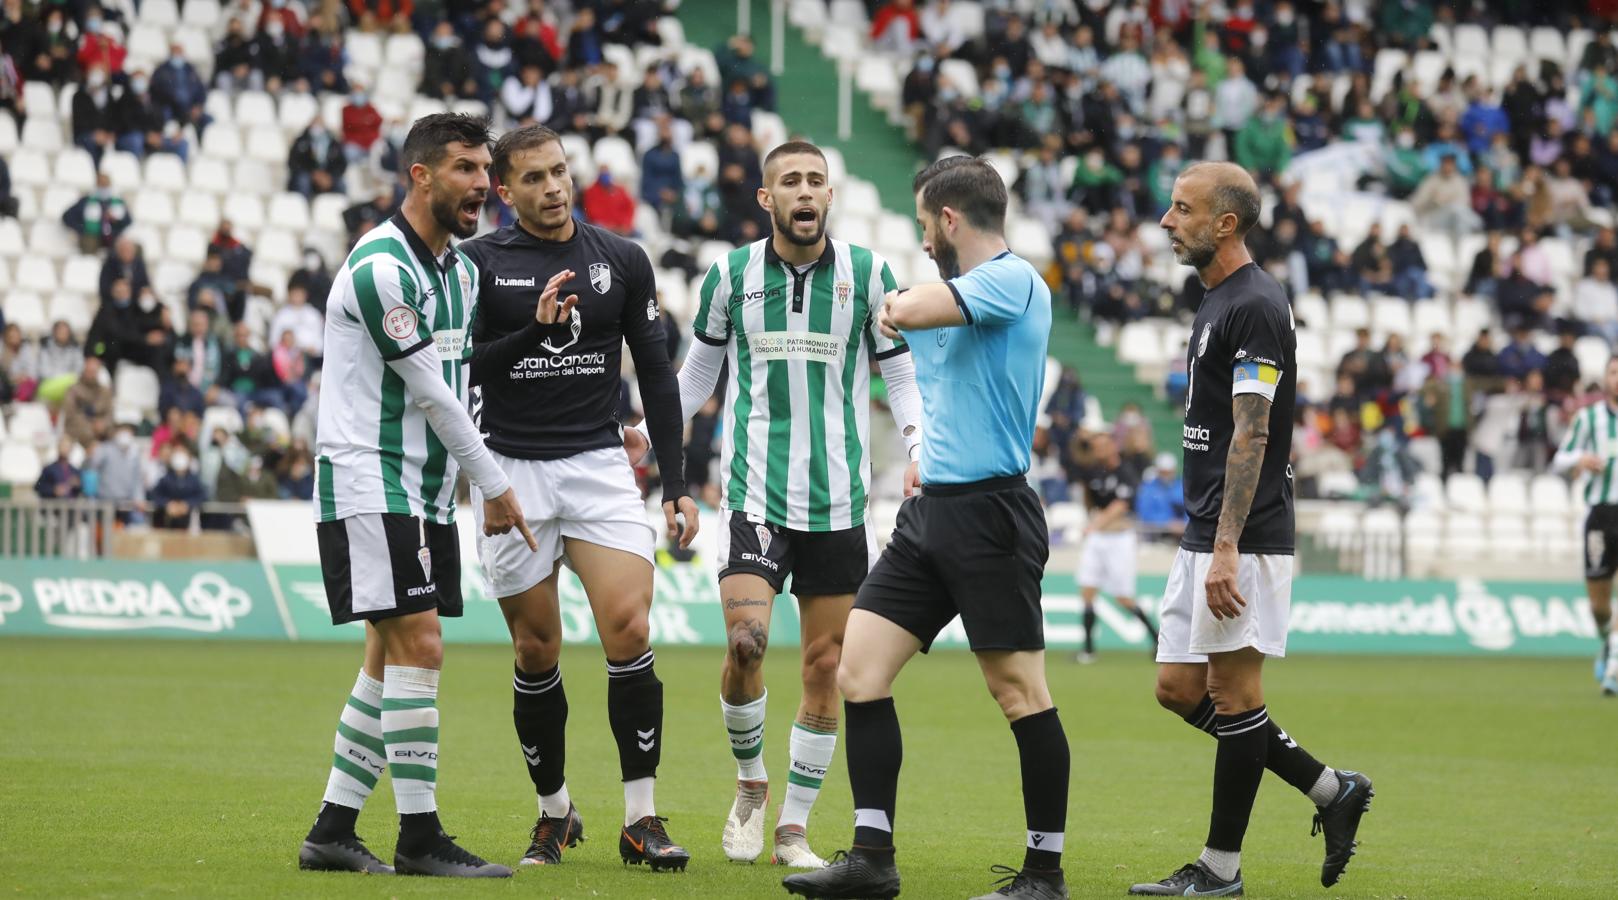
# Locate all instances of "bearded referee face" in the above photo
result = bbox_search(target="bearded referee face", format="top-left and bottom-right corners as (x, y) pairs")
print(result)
(497, 138), (574, 236)
(1160, 170), (1224, 270)
(413, 140), (492, 239)
(759, 151), (831, 247)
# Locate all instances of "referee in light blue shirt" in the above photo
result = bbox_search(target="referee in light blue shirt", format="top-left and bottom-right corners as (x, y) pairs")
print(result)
(782, 157), (1071, 900)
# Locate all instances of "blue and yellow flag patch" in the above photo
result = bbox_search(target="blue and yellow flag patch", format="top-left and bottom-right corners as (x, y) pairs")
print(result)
(1232, 361), (1281, 385)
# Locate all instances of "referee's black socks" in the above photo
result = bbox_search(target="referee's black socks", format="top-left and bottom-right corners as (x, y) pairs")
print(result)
(845, 697), (902, 850)
(1011, 707), (1069, 875)
(1181, 694), (1329, 798)
(1207, 705), (1270, 856)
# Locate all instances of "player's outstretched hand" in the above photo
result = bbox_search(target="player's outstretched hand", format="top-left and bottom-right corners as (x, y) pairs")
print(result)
(537, 269), (579, 325)
(1203, 545), (1246, 620)
(664, 495), (699, 549)
(483, 487), (539, 552)
(902, 460), (921, 498)
(623, 424), (651, 466)
(1580, 453), (1605, 475)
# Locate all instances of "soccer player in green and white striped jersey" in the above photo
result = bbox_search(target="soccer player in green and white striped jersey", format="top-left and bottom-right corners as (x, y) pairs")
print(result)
(631, 141), (923, 868)
(298, 114), (537, 878)
(1551, 355), (1618, 694)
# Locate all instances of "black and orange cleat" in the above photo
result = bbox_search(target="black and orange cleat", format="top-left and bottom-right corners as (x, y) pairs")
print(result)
(520, 804), (585, 866)
(620, 815), (690, 872)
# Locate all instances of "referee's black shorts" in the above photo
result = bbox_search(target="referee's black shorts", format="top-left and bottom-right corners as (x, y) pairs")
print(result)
(854, 476), (1049, 653)
(1585, 504), (1618, 580)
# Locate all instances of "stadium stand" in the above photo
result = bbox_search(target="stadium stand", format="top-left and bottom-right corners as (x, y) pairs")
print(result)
(0, 0), (1614, 580)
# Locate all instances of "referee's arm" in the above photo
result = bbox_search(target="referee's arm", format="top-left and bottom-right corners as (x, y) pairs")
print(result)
(880, 283), (967, 337)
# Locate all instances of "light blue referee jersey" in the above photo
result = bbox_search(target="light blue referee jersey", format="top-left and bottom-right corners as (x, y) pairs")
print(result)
(907, 251), (1051, 485)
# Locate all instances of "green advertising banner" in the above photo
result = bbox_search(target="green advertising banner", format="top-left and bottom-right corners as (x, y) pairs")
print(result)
(0, 561), (289, 639)
(0, 557), (1599, 657)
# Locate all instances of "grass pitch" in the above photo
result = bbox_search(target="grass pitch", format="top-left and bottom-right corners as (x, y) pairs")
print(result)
(0, 638), (1610, 898)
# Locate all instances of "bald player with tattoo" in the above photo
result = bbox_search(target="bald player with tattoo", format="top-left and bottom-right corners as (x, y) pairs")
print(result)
(1128, 163), (1374, 898)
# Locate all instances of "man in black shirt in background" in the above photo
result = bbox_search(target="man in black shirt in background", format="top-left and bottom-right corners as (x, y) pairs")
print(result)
(1130, 163), (1373, 898)
(460, 125), (698, 872)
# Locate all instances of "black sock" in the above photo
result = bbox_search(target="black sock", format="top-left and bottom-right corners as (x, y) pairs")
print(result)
(1132, 606), (1159, 643)
(1207, 706), (1270, 852)
(308, 801), (359, 842)
(1081, 606), (1096, 654)
(845, 697), (901, 850)
(1182, 694), (1324, 795)
(397, 810), (443, 852)
(513, 664), (567, 796)
(1011, 708), (1069, 873)
(606, 650), (662, 781)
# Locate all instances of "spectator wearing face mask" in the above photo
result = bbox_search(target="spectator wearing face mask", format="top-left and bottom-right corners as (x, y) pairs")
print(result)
(62, 355), (114, 446)
(75, 11), (125, 75)
(35, 438), (84, 499)
(287, 117), (347, 197)
(71, 64), (117, 167)
(340, 83), (382, 162)
(62, 172), (131, 254)
(421, 19), (474, 100)
(251, 12), (300, 91)
(150, 447), (206, 529)
(88, 277), (166, 372)
(152, 42), (209, 136)
(289, 249), (333, 313)
(583, 165), (636, 236)
(88, 422), (149, 521)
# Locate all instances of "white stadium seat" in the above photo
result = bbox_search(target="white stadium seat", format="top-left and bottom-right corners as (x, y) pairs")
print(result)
(27, 221), (76, 260)
(232, 159), (278, 197)
(1487, 473), (1530, 515)
(10, 148), (49, 187)
(51, 148), (97, 192)
(7, 403), (53, 444)
(139, 0), (179, 29)
(0, 220), (20, 260)
(0, 442), (44, 485)
(204, 89), (235, 128)
(114, 364), (161, 422)
(592, 135), (639, 185)
(202, 123), (243, 159)
(132, 189), (176, 225)
(385, 33), (425, 70)
(154, 260), (198, 298)
(246, 125), (288, 164)
(125, 24), (168, 68)
(23, 81), (55, 120)
(188, 156), (232, 195)
(223, 194), (267, 231)
(181, 0), (220, 32)
(266, 193), (311, 232)
(61, 255), (102, 295)
(1330, 294), (1369, 331)
(172, 27), (213, 75)
(99, 150), (142, 193)
(236, 91), (278, 129)
(165, 226), (209, 266)
(47, 293), (93, 335)
(257, 228), (302, 269)
(3, 291), (47, 336)
(19, 116), (61, 152)
(0, 113), (17, 155)
(39, 186), (79, 222)
(178, 192), (221, 231)
(1446, 473), (1488, 514)
(1530, 475), (1572, 514)
(310, 193), (349, 236)
(346, 32), (383, 75)
(278, 92), (321, 135)
(143, 153), (189, 192)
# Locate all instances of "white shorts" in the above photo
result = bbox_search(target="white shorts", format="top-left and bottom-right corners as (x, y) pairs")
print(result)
(1156, 547), (1293, 663)
(471, 447), (657, 599)
(1076, 530), (1138, 599)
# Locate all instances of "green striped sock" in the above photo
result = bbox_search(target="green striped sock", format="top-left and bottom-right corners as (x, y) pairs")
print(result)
(722, 690), (767, 782)
(322, 669), (385, 809)
(383, 666), (440, 816)
(779, 722), (837, 830)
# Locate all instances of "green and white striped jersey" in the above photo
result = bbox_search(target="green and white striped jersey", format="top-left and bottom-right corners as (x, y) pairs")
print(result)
(1559, 400), (1618, 506)
(313, 216), (479, 525)
(691, 237), (905, 532)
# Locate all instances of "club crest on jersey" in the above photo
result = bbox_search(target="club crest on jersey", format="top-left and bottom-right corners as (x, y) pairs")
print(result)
(835, 280), (852, 306)
(540, 308), (583, 354)
(1196, 322), (1212, 358)
(590, 262), (612, 294)
(756, 525), (772, 556)
(383, 306), (418, 340)
(646, 293), (658, 321)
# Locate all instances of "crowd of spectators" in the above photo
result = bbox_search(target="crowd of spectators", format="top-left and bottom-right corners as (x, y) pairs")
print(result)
(864, 0), (1618, 498)
(0, 0), (777, 528)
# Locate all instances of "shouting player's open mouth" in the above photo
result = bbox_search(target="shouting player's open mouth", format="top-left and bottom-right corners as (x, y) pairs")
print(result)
(790, 205), (819, 232)
(459, 195), (485, 228)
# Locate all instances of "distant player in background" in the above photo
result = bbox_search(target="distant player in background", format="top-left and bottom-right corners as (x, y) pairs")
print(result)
(1072, 431), (1156, 663)
(459, 124), (698, 871)
(784, 156), (1070, 900)
(1550, 355), (1618, 695)
(630, 139), (924, 869)
(1130, 162), (1372, 897)
(298, 113), (531, 879)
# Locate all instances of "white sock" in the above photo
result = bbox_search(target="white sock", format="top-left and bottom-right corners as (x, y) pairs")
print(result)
(382, 665), (441, 816)
(1308, 767), (1341, 806)
(1199, 846), (1240, 882)
(778, 722), (837, 831)
(624, 776), (655, 826)
(322, 669), (384, 810)
(721, 691), (768, 782)
(539, 783), (572, 818)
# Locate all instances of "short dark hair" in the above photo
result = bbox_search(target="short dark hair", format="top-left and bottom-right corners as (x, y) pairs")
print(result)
(762, 140), (827, 181)
(911, 155), (1007, 234)
(1182, 162), (1261, 236)
(399, 112), (493, 175)
(491, 124), (563, 184)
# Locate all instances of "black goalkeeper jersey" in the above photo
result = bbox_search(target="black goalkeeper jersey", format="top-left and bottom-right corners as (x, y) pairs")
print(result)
(461, 219), (686, 502)
(1179, 262), (1296, 555)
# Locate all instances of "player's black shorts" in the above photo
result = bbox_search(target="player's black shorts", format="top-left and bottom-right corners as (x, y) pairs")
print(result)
(1585, 505), (1618, 580)
(854, 476), (1049, 653)
(718, 509), (872, 597)
(316, 512), (463, 625)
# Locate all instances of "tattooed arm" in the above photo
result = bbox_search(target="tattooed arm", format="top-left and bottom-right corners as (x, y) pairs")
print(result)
(1205, 393), (1271, 620)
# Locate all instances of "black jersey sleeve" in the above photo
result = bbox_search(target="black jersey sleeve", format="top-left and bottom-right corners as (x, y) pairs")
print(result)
(1222, 294), (1291, 401)
(461, 239), (549, 387)
(620, 242), (687, 503)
